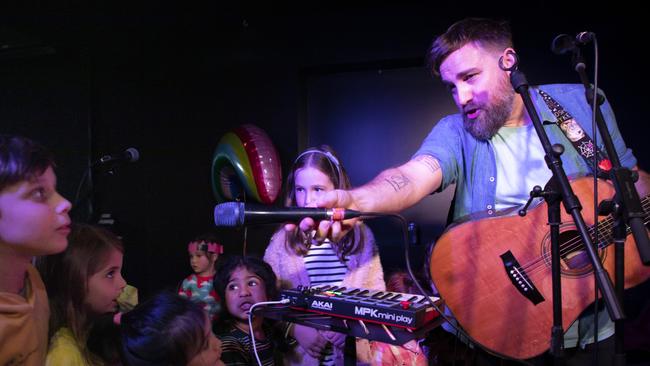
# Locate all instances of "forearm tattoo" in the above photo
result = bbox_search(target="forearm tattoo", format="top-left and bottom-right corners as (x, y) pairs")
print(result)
(414, 155), (441, 174)
(384, 174), (410, 192)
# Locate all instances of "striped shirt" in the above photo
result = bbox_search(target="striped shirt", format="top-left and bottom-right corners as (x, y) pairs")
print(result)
(304, 240), (348, 286)
(304, 240), (348, 365)
(218, 324), (276, 366)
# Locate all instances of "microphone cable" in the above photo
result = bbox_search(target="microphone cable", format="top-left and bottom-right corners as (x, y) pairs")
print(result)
(248, 298), (291, 366)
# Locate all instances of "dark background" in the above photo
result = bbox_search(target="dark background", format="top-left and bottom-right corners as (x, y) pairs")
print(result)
(2, 1), (648, 317)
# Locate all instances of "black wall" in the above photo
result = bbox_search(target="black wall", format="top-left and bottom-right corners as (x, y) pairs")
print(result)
(2, 3), (648, 300)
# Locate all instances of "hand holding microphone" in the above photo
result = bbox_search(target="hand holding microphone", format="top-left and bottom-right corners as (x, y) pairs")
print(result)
(213, 188), (368, 243)
(290, 189), (360, 244)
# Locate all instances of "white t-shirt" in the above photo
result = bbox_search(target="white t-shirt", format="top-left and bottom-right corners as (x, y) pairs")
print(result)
(492, 123), (552, 212)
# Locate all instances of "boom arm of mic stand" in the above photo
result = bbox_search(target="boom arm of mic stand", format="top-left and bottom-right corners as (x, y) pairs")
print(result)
(509, 66), (624, 321)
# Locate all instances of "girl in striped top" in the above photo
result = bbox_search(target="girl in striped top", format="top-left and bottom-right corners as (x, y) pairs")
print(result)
(264, 145), (385, 366)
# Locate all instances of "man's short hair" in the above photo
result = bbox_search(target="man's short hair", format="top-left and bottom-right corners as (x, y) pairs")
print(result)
(427, 18), (513, 76)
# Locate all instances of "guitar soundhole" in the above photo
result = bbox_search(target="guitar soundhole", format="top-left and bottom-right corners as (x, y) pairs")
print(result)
(541, 223), (606, 277)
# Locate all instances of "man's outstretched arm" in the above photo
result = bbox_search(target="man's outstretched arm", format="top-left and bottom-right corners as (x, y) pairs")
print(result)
(293, 154), (444, 241)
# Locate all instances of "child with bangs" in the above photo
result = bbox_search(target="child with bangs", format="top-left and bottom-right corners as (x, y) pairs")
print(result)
(37, 223), (130, 365)
(0, 135), (72, 365)
(213, 255), (295, 366)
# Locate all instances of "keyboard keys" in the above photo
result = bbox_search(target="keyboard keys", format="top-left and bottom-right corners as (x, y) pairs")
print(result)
(388, 293), (402, 301)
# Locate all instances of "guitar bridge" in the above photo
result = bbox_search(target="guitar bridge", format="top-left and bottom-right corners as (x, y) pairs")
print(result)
(500, 250), (545, 305)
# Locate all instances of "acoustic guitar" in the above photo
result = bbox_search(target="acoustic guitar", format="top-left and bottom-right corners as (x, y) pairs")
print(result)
(429, 177), (650, 359)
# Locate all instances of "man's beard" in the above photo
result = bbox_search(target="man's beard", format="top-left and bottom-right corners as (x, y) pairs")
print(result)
(463, 77), (515, 141)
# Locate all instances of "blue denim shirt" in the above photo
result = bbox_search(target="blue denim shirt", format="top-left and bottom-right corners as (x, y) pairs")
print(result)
(414, 84), (637, 222)
(416, 83), (637, 348)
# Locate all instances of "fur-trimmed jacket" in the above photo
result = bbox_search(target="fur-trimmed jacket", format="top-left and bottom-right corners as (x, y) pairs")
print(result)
(264, 223), (385, 366)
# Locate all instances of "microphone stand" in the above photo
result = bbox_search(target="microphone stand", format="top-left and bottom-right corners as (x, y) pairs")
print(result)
(72, 160), (118, 223)
(72, 164), (96, 223)
(570, 44), (650, 264)
(566, 40), (650, 366)
(501, 51), (624, 365)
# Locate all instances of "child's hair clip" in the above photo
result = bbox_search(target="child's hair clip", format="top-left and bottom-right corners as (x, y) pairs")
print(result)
(188, 241), (224, 254)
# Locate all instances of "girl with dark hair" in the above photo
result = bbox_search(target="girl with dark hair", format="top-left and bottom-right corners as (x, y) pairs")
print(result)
(37, 223), (128, 365)
(263, 145), (385, 365)
(120, 291), (223, 366)
(213, 255), (294, 366)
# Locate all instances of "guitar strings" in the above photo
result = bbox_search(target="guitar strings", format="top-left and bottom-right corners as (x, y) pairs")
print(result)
(522, 214), (649, 279)
(523, 197), (649, 276)
(513, 197), (649, 279)
(522, 199), (649, 277)
(546, 198), (650, 264)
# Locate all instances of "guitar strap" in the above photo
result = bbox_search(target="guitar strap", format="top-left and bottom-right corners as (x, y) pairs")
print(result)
(538, 89), (612, 177)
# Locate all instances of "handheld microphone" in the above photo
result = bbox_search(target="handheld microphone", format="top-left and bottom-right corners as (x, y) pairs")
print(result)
(214, 201), (364, 227)
(551, 31), (595, 55)
(96, 147), (140, 166)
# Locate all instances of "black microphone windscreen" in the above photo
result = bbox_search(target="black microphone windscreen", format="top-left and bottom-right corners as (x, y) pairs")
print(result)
(551, 34), (575, 55)
(125, 147), (140, 163)
(576, 31), (595, 44)
(214, 201), (245, 227)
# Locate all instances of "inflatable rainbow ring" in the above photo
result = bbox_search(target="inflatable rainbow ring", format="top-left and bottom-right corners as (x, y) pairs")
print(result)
(211, 124), (282, 204)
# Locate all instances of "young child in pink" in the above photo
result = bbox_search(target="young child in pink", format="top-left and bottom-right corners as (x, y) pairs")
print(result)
(178, 235), (223, 321)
